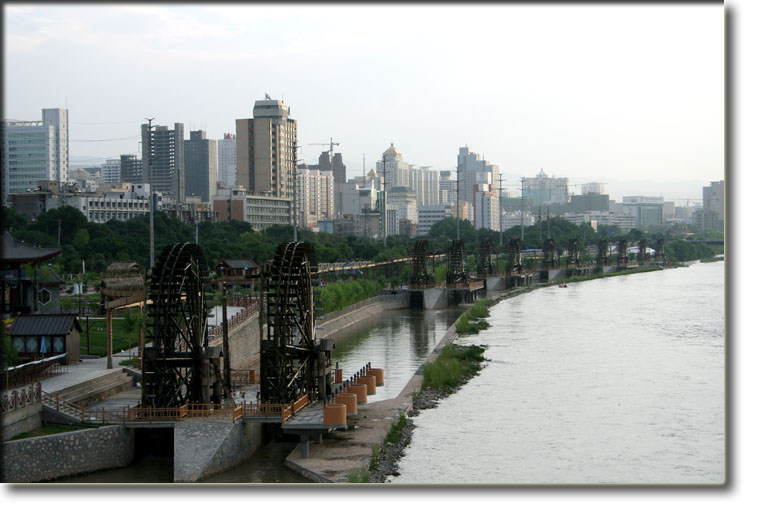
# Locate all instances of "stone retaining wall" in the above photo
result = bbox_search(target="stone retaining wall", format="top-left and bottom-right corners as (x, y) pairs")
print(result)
(1, 425), (134, 483)
(1, 402), (42, 442)
(318, 293), (409, 338)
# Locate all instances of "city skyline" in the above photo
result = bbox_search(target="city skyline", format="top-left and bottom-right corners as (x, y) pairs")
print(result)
(4, 4), (723, 202)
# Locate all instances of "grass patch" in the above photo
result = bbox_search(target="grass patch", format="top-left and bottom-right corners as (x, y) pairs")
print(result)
(9, 424), (92, 441)
(455, 298), (493, 335)
(81, 313), (141, 357)
(347, 468), (370, 483)
(119, 357), (140, 367)
(423, 344), (486, 390)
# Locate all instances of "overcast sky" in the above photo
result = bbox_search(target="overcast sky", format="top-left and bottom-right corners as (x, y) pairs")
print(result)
(3, 3), (723, 202)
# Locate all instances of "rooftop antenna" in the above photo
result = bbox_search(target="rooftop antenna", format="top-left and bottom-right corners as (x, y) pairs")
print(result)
(265, 92), (272, 100)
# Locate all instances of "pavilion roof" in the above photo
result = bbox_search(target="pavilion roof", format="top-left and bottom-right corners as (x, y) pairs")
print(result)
(1, 232), (63, 266)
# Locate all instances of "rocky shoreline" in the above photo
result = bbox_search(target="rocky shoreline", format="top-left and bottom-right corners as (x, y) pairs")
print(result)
(367, 354), (486, 484)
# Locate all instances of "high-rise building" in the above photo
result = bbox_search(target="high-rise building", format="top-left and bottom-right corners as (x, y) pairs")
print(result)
(120, 154), (143, 184)
(457, 147), (498, 220)
(295, 165), (334, 228)
(217, 133), (237, 188)
(410, 166), (439, 208)
(523, 168), (569, 207)
(387, 186), (418, 227)
(101, 159), (121, 183)
(184, 130), (217, 202)
(473, 184), (500, 231)
(314, 150), (347, 215)
(376, 144), (410, 190)
(439, 170), (457, 205)
(141, 122), (185, 201)
(2, 108), (69, 205)
(235, 97), (297, 199)
(702, 180), (724, 230)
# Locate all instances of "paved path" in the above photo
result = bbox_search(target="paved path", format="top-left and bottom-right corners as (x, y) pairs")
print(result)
(35, 346), (141, 395)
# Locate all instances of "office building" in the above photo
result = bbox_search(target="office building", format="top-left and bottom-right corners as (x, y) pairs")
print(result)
(410, 166), (439, 208)
(568, 193), (610, 213)
(387, 186), (417, 223)
(217, 133), (237, 188)
(2, 108), (69, 205)
(473, 184), (500, 231)
(141, 122), (185, 201)
(523, 168), (569, 207)
(701, 180), (724, 230)
(418, 204), (452, 236)
(101, 159), (121, 183)
(120, 154), (143, 184)
(439, 170), (457, 205)
(184, 130), (217, 202)
(212, 186), (291, 230)
(235, 96), (297, 199)
(613, 196), (665, 230)
(457, 147), (498, 220)
(376, 144), (410, 190)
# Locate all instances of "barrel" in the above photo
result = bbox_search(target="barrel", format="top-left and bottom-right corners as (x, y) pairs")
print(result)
(323, 402), (347, 426)
(358, 375), (377, 396)
(347, 384), (368, 404)
(336, 392), (357, 416)
(366, 368), (384, 386)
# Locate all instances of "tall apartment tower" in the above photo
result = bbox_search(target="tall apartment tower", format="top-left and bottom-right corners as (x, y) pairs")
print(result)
(457, 146), (498, 220)
(315, 150), (347, 215)
(217, 133), (237, 188)
(184, 130), (218, 202)
(702, 180), (724, 230)
(141, 122), (185, 201)
(235, 96), (297, 199)
(120, 154), (143, 184)
(2, 108), (68, 205)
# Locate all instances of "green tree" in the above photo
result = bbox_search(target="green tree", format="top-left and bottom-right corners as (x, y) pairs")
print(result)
(73, 228), (90, 252)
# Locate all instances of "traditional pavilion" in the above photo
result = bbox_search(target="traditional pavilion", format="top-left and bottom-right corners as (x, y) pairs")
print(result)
(1, 232), (63, 317)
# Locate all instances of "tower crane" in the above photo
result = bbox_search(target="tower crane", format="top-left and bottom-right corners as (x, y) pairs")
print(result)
(308, 138), (340, 163)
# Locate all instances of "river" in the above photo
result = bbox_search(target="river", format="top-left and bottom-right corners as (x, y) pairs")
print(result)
(391, 261), (725, 484)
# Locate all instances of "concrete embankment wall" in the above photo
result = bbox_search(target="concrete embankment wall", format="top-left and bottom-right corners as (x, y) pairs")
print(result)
(284, 304), (459, 483)
(318, 293), (409, 338)
(1, 402), (42, 442)
(1, 425), (134, 483)
(173, 421), (263, 482)
(209, 309), (262, 371)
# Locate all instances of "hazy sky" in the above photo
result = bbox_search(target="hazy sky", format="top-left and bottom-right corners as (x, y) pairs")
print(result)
(3, 3), (723, 202)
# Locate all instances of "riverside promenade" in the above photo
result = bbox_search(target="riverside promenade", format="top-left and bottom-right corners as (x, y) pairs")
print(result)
(36, 348), (140, 396)
(285, 317), (459, 483)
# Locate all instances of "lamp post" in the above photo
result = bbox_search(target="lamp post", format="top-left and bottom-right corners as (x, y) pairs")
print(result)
(456, 163), (461, 241)
(145, 117), (155, 270)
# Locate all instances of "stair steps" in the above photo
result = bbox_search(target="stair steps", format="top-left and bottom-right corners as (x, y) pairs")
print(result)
(54, 370), (134, 407)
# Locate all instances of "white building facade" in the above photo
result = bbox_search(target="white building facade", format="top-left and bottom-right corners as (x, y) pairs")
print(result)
(217, 133), (237, 188)
(296, 167), (334, 228)
(2, 108), (69, 205)
(418, 204), (452, 236)
(101, 159), (121, 183)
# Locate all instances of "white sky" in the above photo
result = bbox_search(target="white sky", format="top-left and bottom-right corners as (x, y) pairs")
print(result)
(3, 3), (723, 202)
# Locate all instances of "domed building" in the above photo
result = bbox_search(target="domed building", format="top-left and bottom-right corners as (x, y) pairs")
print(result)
(376, 143), (409, 189)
